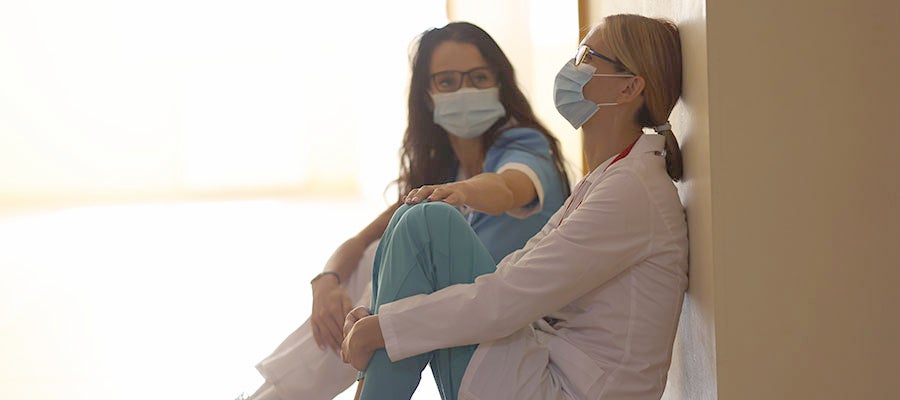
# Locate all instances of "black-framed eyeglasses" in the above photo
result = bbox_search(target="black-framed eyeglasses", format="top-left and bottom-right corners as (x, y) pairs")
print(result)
(575, 44), (629, 71)
(430, 67), (498, 93)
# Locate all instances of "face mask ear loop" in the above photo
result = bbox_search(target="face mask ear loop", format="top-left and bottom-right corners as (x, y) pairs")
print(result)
(589, 73), (632, 107)
(592, 73), (636, 103)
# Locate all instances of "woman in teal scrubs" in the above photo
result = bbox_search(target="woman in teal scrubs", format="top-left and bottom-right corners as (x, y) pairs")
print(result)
(249, 22), (570, 400)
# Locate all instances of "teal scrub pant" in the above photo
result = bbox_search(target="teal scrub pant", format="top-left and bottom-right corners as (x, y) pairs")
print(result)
(359, 202), (498, 400)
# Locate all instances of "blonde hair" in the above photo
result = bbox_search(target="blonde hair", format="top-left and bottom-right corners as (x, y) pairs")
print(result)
(597, 14), (684, 181)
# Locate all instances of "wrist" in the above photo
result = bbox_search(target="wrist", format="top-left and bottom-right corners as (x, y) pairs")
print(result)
(456, 180), (474, 196)
(311, 271), (341, 286)
(360, 316), (385, 352)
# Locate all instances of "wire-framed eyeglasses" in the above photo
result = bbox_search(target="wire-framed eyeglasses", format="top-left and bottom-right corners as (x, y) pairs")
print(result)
(430, 67), (498, 93)
(575, 44), (630, 72)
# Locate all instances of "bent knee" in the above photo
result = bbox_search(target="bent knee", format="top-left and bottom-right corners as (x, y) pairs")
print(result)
(387, 203), (416, 226)
(395, 201), (466, 231)
(405, 201), (459, 221)
(394, 203), (415, 216)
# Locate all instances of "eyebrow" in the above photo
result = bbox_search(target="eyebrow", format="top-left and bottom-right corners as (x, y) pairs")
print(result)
(430, 66), (491, 75)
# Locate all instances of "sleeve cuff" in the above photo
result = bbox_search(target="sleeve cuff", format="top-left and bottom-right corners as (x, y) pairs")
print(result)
(497, 162), (544, 219)
(378, 308), (404, 362)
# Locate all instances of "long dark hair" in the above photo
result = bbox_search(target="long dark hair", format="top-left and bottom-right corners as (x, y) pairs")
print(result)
(397, 22), (571, 199)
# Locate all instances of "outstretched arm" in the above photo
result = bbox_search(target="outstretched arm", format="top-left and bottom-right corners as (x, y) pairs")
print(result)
(404, 169), (536, 215)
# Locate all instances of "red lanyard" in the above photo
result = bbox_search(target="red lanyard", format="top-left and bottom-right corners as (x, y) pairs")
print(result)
(557, 137), (640, 227)
(602, 137), (639, 173)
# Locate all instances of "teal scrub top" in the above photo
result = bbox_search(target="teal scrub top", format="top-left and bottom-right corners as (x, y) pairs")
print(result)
(462, 127), (567, 263)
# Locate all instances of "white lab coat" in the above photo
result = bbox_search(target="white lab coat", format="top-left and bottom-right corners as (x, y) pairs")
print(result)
(378, 134), (689, 400)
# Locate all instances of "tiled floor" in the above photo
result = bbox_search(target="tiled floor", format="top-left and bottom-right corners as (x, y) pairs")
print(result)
(0, 199), (441, 400)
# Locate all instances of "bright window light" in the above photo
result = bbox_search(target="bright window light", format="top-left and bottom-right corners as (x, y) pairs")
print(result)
(0, 1), (449, 399)
(0, 0), (446, 205)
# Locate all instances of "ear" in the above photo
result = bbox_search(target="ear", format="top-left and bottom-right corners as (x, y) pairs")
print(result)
(616, 75), (645, 104)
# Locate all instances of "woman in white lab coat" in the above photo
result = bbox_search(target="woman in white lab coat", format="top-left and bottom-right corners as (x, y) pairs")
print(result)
(341, 14), (689, 400)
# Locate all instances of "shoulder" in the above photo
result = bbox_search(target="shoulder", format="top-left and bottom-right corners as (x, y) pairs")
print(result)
(595, 157), (681, 226)
(591, 169), (649, 200)
(490, 127), (550, 153)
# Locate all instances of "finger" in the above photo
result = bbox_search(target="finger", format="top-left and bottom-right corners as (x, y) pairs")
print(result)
(350, 306), (371, 320)
(341, 299), (353, 338)
(345, 307), (363, 323)
(318, 310), (342, 352)
(442, 192), (463, 206)
(427, 187), (447, 201)
(325, 326), (342, 353)
(341, 295), (353, 318)
(341, 331), (351, 363)
(311, 320), (326, 351)
(343, 306), (364, 337)
(404, 188), (419, 203)
(344, 317), (354, 339)
(405, 187), (425, 203)
(411, 186), (435, 203)
(325, 314), (345, 352)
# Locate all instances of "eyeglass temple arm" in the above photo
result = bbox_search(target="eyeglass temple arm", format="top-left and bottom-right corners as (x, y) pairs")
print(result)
(587, 48), (625, 68)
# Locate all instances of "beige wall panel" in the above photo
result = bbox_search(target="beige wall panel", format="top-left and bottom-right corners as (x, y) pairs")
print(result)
(707, 0), (900, 399)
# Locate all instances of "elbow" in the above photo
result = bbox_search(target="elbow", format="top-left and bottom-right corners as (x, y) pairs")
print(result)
(476, 310), (534, 343)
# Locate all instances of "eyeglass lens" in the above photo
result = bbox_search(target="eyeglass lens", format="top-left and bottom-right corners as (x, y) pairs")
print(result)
(575, 45), (588, 66)
(432, 67), (497, 93)
(575, 45), (627, 70)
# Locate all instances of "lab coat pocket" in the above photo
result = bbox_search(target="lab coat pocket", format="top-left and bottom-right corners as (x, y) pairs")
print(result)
(546, 335), (605, 398)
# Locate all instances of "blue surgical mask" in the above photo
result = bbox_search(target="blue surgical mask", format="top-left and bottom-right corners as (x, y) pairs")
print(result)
(431, 87), (506, 139)
(553, 59), (632, 129)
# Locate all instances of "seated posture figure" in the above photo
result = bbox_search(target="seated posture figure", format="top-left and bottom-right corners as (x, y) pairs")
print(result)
(342, 14), (689, 400)
(249, 22), (570, 400)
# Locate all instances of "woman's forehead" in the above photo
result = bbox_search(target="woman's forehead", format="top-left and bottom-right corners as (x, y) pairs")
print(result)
(430, 41), (488, 73)
(581, 27), (610, 53)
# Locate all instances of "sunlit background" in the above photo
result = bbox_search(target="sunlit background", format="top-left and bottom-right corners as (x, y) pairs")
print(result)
(0, 1), (580, 399)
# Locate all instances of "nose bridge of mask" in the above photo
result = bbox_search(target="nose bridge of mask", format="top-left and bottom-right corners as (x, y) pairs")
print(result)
(560, 61), (627, 102)
(432, 87), (482, 115)
(555, 62), (596, 99)
(568, 61), (598, 82)
(431, 87), (505, 138)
